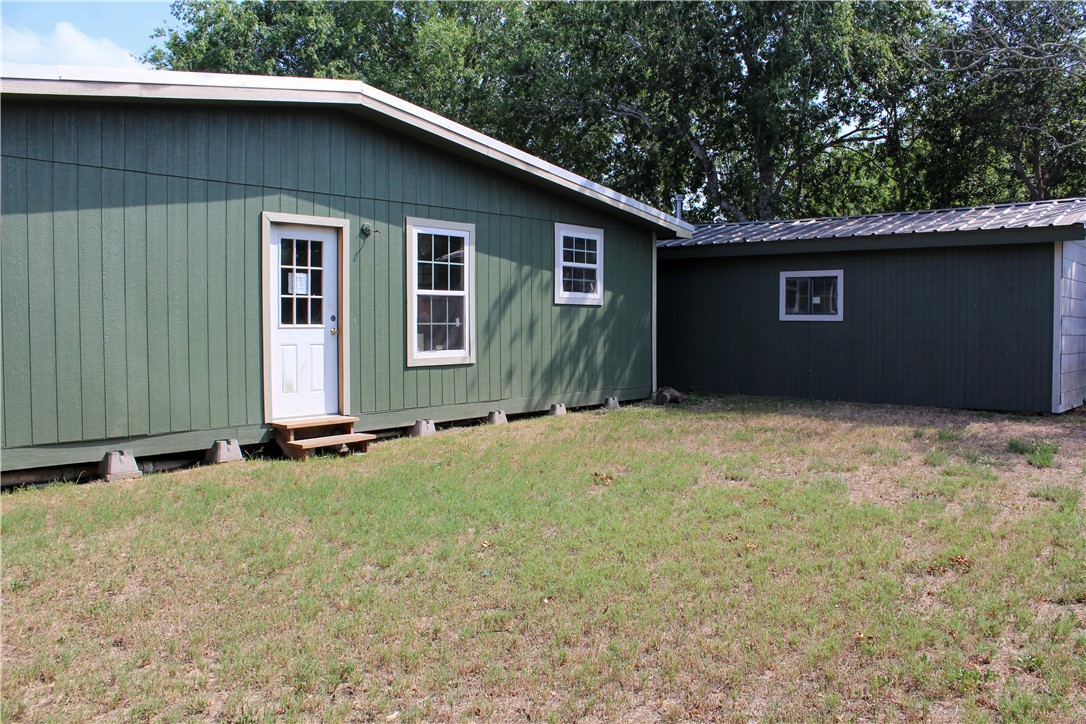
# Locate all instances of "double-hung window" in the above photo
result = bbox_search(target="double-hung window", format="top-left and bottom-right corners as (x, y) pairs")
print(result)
(406, 218), (475, 366)
(554, 223), (604, 305)
(779, 270), (843, 321)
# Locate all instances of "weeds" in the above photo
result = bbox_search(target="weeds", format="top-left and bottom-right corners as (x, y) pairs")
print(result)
(1008, 438), (1059, 468)
(3, 398), (1084, 721)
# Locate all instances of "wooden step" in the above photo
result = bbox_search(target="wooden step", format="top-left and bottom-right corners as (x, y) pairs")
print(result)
(270, 415), (359, 431)
(271, 415), (360, 444)
(280, 432), (376, 461)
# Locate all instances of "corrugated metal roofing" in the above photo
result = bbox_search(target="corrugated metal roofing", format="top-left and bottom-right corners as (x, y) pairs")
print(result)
(659, 197), (1086, 248)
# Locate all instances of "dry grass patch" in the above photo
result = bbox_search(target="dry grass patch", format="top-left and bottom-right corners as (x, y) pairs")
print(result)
(3, 396), (1085, 722)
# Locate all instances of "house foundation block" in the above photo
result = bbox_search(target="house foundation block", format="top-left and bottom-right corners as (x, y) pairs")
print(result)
(487, 410), (508, 425)
(204, 439), (243, 464)
(549, 403), (567, 416)
(410, 419), (437, 437)
(98, 450), (142, 482)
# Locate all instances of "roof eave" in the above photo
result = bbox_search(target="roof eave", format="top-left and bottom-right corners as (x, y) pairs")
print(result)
(1, 64), (693, 240)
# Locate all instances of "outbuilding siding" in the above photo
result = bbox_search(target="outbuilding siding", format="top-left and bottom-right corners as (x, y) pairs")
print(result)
(2, 100), (653, 468)
(658, 244), (1054, 412)
(1060, 239), (1086, 411)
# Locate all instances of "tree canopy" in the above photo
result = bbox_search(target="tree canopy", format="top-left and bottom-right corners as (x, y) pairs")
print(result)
(146, 0), (1086, 222)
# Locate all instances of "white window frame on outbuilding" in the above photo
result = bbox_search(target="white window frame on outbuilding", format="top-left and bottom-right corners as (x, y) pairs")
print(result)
(779, 269), (844, 322)
(406, 217), (476, 367)
(554, 222), (604, 306)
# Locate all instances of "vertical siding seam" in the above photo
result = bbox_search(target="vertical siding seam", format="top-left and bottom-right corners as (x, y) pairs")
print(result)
(98, 166), (108, 435)
(51, 156), (60, 437)
(205, 183), (213, 426)
(25, 159), (35, 442)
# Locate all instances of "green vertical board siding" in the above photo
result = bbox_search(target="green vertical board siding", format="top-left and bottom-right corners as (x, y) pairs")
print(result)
(187, 178), (211, 431)
(27, 160), (58, 444)
(146, 175), (171, 434)
(658, 244), (1054, 413)
(207, 181), (229, 429)
(166, 174), (191, 431)
(124, 171), (149, 436)
(2, 156), (31, 448)
(225, 183), (247, 424)
(2, 100), (655, 469)
(53, 163), (82, 443)
(102, 169), (129, 439)
(76, 164), (105, 441)
(2, 104), (28, 159)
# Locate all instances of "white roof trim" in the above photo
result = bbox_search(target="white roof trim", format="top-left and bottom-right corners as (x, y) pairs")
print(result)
(2, 64), (693, 238)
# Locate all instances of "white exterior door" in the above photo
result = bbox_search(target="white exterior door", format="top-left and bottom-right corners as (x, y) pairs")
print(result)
(269, 224), (339, 419)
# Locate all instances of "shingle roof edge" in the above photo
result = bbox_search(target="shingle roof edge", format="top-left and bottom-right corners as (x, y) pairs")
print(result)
(1, 63), (693, 239)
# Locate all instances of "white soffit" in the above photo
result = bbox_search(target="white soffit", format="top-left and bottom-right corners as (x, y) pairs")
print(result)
(2, 63), (693, 239)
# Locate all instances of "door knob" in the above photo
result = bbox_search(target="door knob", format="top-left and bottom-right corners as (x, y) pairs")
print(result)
(330, 328), (339, 336)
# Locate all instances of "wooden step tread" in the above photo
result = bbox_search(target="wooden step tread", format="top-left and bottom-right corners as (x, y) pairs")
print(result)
(271, 415), (360, 431)
(283, 432), (376, 450)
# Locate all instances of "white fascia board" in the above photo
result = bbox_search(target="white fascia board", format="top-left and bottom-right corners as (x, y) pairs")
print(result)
(2, 64), (693, 239)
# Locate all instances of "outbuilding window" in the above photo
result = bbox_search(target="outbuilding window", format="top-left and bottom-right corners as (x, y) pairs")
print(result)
(406, 218), (476, 366)
(779, 270), (843, 321)
(554, 223), (604, 305)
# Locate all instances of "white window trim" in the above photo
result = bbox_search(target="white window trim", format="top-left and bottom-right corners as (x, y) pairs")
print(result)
(406, 217), (476, 367)
(554, 222), (604, 306)
(779, 269), (844, 322)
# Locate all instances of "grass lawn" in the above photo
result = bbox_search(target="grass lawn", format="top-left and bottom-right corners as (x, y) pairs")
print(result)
(3, 397), (1085, 722)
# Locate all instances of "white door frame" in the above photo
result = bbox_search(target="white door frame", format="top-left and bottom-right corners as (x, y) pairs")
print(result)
(261, 211), (351, 422)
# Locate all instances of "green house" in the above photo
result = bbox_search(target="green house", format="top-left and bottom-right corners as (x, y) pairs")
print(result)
(1, 65), (691, 475)
(658, 199), (1086, 414)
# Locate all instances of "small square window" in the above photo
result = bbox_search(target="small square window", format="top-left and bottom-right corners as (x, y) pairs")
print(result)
(779, 270), (843, 321)
(555, 223), (604, 305)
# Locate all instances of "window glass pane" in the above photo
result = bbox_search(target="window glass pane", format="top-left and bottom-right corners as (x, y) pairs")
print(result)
(431, 296), (448, 350)
(310, 297), (322, 322)
(434, 234), (449, 263)
(418, 261), (433, 290)
(281, 269), (292, 296)
(310, 270), (322, 296)
(281, 238), (294, 267)
(796, 278), (810, 314)
(584, 238), (596, 253)
(418, 233), (433, 262)
(447, 297), (465, 351)
(563, 248), (574, 263)
(296, 298), (308, 325)
(434, 262), (450, 291)
(811, 276), (837, 315)
(450, 264), (463, 292)
(448, 235), (464, 260)
(310, 240), (323, 269)
(785, 278), (798, 314)
(281, 297), (294, 325)
(295, 238), (309, 267)
(583, 268), (597, 293)
(418, 294), (434, 351)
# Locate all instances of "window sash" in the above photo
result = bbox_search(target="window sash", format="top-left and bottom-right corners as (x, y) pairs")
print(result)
(407, 219), (475, 366)
(555, 223), (604, 305)
(779, 270), (843, 322)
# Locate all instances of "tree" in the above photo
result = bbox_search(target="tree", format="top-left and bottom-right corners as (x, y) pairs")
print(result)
(145, 0), (526, 139)
(144, 1), (1084, 221)
(919, 1), (1086, 202)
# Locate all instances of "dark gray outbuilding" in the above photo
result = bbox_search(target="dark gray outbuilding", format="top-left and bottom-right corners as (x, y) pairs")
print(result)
(658, 199), (1086, 413)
